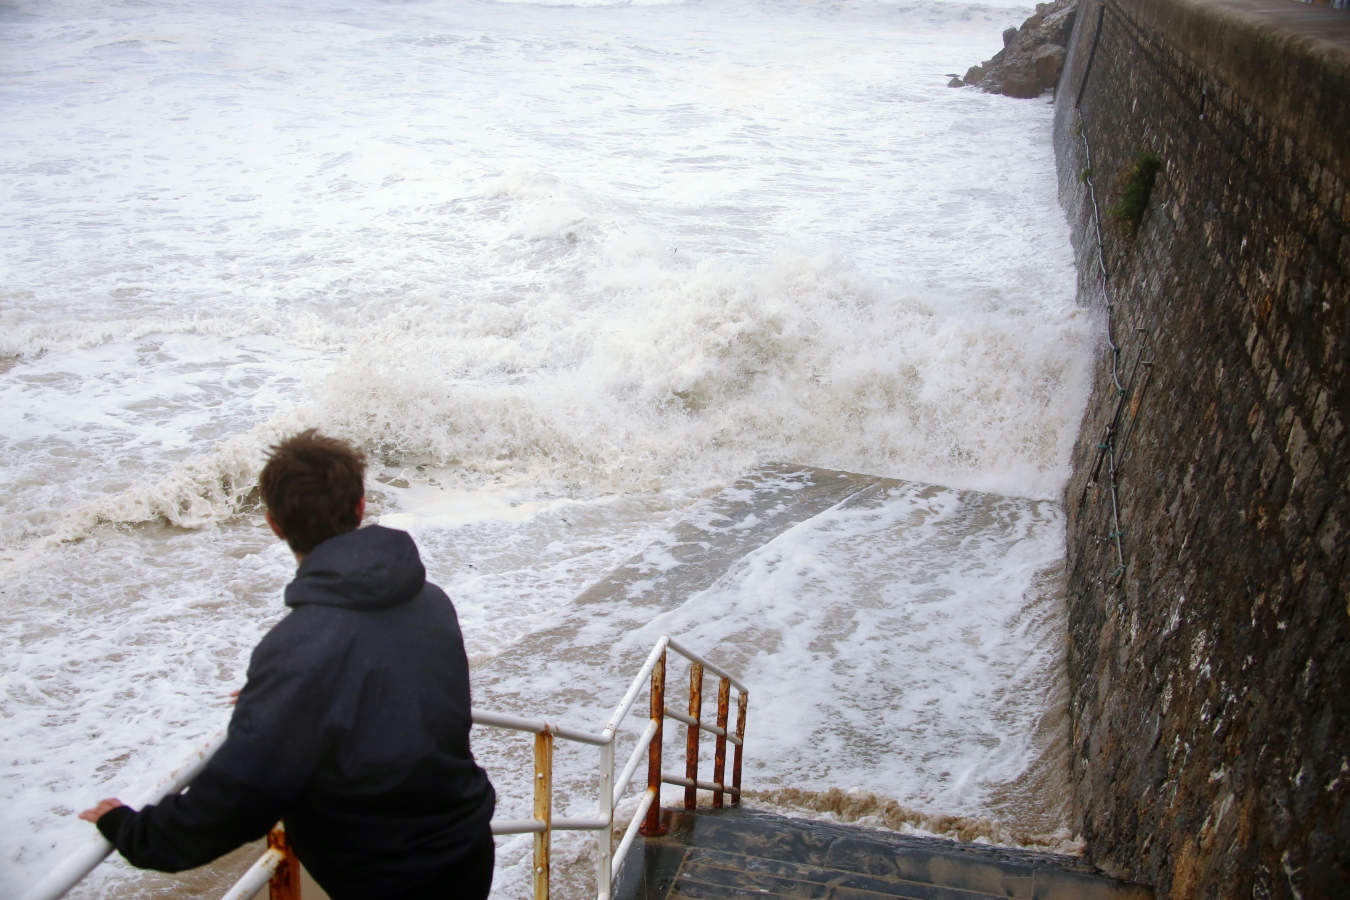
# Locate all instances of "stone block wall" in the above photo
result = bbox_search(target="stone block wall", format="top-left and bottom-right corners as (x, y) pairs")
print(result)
(1051, 0), (1349, 895)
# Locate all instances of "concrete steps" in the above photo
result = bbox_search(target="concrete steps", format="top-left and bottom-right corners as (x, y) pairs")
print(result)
(614, 808), (1152, 900)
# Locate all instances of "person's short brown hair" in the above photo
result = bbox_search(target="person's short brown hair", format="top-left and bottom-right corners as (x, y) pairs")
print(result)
(259, 430), (366, 555)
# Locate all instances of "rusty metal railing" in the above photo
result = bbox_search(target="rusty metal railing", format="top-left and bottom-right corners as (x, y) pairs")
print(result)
(471, 634), (748, 900)
(219, 825), (301, 900)
(638, 636), (748, 833)
(21, 634), (747, 900)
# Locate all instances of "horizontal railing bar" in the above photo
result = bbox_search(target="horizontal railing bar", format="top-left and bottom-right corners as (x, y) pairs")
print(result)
(17, 837), (113, 900)
(137, 730), (229, 805)
(601, 637), (670, 740)
(612, 720), (660, 809)
(491, 818), (547, 835)
(472, 710), (608, 747)
(662, 707), (693, 728)
(17, 729), (231, 900)
(662, 707), (721, 737)
(552, 816), (611, 832)
(666, 637), (748, 692)
(489, 815), (613, 836)
(611, 789), (657, 883)
(661, 707), (741, 744)
(660, 774), (741, 796)
(218, 847), (283, 900)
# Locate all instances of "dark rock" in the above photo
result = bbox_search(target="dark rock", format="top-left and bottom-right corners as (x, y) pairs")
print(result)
(1000, 68), (1046, 100)
(1034, 44), (1068, 84)
(959, 0), (1077, 99)
(1046, 4), (1077, 43)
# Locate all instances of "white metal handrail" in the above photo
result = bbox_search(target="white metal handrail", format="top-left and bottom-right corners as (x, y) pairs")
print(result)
(468, 634), (749, 900)
(218, 846), (285, 900)
(18, 730), (235, 900)
(23, 634), (749, 900)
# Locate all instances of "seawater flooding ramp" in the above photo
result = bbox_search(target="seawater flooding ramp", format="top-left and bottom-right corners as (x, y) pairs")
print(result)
(477, 464), (875, 694)
(474, 463), (1073, 867)
(573, 464), (887, 611)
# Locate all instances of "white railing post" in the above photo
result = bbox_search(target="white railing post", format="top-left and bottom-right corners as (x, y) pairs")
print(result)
(596, 739), (615, 900)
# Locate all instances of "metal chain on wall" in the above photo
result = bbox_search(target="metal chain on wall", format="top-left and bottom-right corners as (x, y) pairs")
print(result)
(1071, 0), (1156, 588)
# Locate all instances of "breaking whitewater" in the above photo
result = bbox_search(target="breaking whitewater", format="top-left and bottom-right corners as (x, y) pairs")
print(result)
(0, 0), (1097, 896)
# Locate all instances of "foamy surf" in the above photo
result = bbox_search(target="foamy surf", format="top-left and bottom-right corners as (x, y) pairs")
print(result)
(0, 0), (1090, 895)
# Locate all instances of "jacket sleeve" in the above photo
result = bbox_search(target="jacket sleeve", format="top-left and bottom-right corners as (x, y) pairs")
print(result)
(94, 765), (278, 872)
(97, 617), (338, 872)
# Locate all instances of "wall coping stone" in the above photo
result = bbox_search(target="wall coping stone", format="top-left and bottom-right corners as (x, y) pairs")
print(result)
(1117, 0), (1350, 177)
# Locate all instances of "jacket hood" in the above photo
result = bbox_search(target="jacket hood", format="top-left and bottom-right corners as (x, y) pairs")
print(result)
(285, 525), (427, 612)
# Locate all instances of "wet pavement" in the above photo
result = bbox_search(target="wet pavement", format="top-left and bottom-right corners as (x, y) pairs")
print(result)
(614, 807), (1152, 900)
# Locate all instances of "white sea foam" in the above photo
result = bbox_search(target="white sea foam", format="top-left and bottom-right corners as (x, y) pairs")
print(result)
(0, 0), (1089, 895)
(618, 483), (1069, 812)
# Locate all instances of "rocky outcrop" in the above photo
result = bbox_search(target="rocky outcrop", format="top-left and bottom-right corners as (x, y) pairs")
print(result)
(951, 0), (1077, 98)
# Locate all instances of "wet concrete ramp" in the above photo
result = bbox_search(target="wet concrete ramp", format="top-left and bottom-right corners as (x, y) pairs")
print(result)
(615, 807), (1152, 900)
(475, 464), (887, 708)
(572, 463), (889, 609)
(471, 464), (1078, 895)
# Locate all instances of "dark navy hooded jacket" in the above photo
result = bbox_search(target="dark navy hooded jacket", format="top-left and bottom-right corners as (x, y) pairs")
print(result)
(98, 525), (496, 897)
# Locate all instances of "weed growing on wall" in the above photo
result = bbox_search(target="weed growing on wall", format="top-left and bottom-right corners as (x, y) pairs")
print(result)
(1109, 151), (1163, 236)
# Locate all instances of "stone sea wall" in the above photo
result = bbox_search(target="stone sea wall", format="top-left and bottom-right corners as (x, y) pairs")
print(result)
(1051, 0), (1350, 895)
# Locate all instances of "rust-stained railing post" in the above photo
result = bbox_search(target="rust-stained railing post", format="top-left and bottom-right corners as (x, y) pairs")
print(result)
(684, 662), (703, 810)
(640, 648), (667, 836)
(732, 691), (747, 806)
(533, 730), (553, 900)
(712, 677), (730, 808)
(267, 824), (301, 900)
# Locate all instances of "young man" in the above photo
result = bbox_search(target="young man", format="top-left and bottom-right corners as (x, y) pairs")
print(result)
(80, 430), (496, 899)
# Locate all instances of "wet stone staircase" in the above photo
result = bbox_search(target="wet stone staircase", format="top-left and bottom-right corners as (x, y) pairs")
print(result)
(613, 808), (1152, 900)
